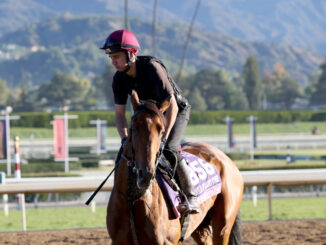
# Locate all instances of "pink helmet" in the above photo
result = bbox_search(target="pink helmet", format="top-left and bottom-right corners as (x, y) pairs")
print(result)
(101, 29), (140, 55)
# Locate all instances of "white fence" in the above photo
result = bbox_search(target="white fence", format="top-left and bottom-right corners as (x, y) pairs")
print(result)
(1, 169), (326, 227)
(13, 133), (326, 158)
(2, 169), (326, 194)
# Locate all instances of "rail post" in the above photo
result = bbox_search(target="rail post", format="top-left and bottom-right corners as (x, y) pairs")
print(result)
(0, 106), (20, 176)
(53, 113), (78, 173)
(251, 185), (258, 207)
(14, 136), (26, 231)
(247, 115), (257, 161)
(90, 201), (96, 213)
(90, 119), (107, 155)
(0, 171), (9, 216)
(267, 183), (273, 220)
(224, 116), (235, 152)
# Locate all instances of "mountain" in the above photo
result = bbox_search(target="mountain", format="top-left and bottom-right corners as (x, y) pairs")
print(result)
(0, 0), (325, 54)
(0, 0), (54, 36)
(0, 15), (324, 88)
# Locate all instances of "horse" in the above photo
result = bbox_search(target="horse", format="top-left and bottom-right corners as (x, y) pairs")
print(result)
(107, 90), (244, 245)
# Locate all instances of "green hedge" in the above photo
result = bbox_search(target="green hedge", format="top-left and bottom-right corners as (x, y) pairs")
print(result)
(9, 110), (326, 128)
(10, 111), (130, 128)
(0, 161), (82, 173)
(189, 110), (321, 124)
(310, 112), (326, 121)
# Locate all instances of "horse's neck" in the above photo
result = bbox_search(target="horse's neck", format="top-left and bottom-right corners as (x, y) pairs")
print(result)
(136, 180), (165, 212)
(114, 159), (129, 196)
(115, 161), (164, 205)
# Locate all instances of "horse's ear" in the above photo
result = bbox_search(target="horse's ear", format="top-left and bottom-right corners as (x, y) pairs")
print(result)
(160, 99), (170, 113)
(130, 90), (140, 111)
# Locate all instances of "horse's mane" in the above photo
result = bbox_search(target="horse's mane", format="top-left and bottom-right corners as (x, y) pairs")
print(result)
(134, 100), (166, 125)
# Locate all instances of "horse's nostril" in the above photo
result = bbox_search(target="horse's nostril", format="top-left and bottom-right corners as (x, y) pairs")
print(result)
(133, 167), (138, 174)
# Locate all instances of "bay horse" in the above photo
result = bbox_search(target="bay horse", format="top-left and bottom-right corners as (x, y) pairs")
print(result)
(107, 91), (243, 245)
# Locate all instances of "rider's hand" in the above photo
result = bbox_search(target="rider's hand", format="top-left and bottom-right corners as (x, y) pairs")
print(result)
(121, 136), (127, 147)
(159, 137), (167, 154)
(115, 137), (127, 166)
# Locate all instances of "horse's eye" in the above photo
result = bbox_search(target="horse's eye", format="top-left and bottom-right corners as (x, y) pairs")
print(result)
(131, 126), (137, 135)
(156, 124), (163, 134)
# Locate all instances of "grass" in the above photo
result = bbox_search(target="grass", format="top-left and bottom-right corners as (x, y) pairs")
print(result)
(185, 121), (326, 135)
(0, 206), (106, 232)
(255, 149), (326, 156)
(235, 159), (326, 170)
(240, 197), (326, 221)
(10, 121), (326, 139)
(0, 197), (325, 232)
(2, 122), (324, 232)
(10, 127), (119, 139)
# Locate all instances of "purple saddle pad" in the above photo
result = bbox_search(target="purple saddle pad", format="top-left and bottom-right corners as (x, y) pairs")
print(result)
(156, 151), (222, 218)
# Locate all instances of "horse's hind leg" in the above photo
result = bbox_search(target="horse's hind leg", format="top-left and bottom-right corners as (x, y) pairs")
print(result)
(228, 212), (242, 245)
(210, 194), (228, 245)
(200, 210), (241, 245)
(191, 215), (213, 245)
(211, 184), (242, 245)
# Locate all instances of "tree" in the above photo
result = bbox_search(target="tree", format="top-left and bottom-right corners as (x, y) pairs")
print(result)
(38, 72), (90, 110)
(304, 73), (319, 99)
(187, 69), (248, 110)
(278, 77), (303, 109)
(0, 78), (9, 107)
(310, 62), (326, 107)
(14, 71), (38, 112)
(94, 64), (116, 109)
(262, 64), (303, 109)
(188, 87), (207, 110)
(243, 56), (262, 110)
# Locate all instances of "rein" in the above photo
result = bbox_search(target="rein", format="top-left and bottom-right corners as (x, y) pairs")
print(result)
(85, 165), (117, 206)
(87, 103), (165, 245)
(121, 125), (165, 188)
(121, 104), (166, 245)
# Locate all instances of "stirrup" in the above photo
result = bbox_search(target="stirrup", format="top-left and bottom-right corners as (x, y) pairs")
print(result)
(177, 200), (200, 215)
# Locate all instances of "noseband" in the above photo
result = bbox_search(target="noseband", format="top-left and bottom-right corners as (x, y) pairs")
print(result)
(115, 103), (166, 245)
(121, 104), (165, 197)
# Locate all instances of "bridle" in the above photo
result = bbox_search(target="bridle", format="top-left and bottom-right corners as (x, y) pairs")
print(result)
(86, 103), (166, 245)
(121, 107), (165, 191)
(118, 104), (166, 245)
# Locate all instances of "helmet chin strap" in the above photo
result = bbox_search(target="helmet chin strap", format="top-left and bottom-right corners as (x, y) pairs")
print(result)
(122, 62), (131, 73)
(122, 51), (135, 73)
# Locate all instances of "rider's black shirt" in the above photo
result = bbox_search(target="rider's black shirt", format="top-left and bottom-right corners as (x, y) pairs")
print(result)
(112, 56), (174, 107)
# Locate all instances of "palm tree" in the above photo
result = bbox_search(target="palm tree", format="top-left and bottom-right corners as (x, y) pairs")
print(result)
(176, 0), (202, 83)
(125, 0), (130, 30)
(152, 0), (158, 56)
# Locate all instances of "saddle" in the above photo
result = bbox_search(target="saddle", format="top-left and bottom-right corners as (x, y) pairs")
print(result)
(156, 151), (222, 219)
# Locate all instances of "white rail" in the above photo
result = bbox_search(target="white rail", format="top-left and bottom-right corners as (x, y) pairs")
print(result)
(1, 169), (326, 195)
(1, 169), (326, 222)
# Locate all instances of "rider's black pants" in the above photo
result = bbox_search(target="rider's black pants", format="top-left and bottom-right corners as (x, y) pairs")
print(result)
(163, 105), (191, 167)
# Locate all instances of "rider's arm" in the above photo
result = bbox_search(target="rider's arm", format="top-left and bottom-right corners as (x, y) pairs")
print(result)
(163, 95), (178, 140)
(115, 104), (129, 140)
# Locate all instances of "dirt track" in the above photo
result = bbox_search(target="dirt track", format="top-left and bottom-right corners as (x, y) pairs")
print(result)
(0, 219), (326, 245)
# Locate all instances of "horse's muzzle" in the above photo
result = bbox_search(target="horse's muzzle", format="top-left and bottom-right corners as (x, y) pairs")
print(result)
(136, 167), (154, 189)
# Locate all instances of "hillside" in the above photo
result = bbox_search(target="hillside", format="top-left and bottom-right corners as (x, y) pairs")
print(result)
(0, 0), (325, 54)
(0, 15), (325, 88)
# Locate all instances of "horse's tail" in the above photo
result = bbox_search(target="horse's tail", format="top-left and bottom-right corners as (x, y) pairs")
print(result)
(228, 211), (242, 245)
